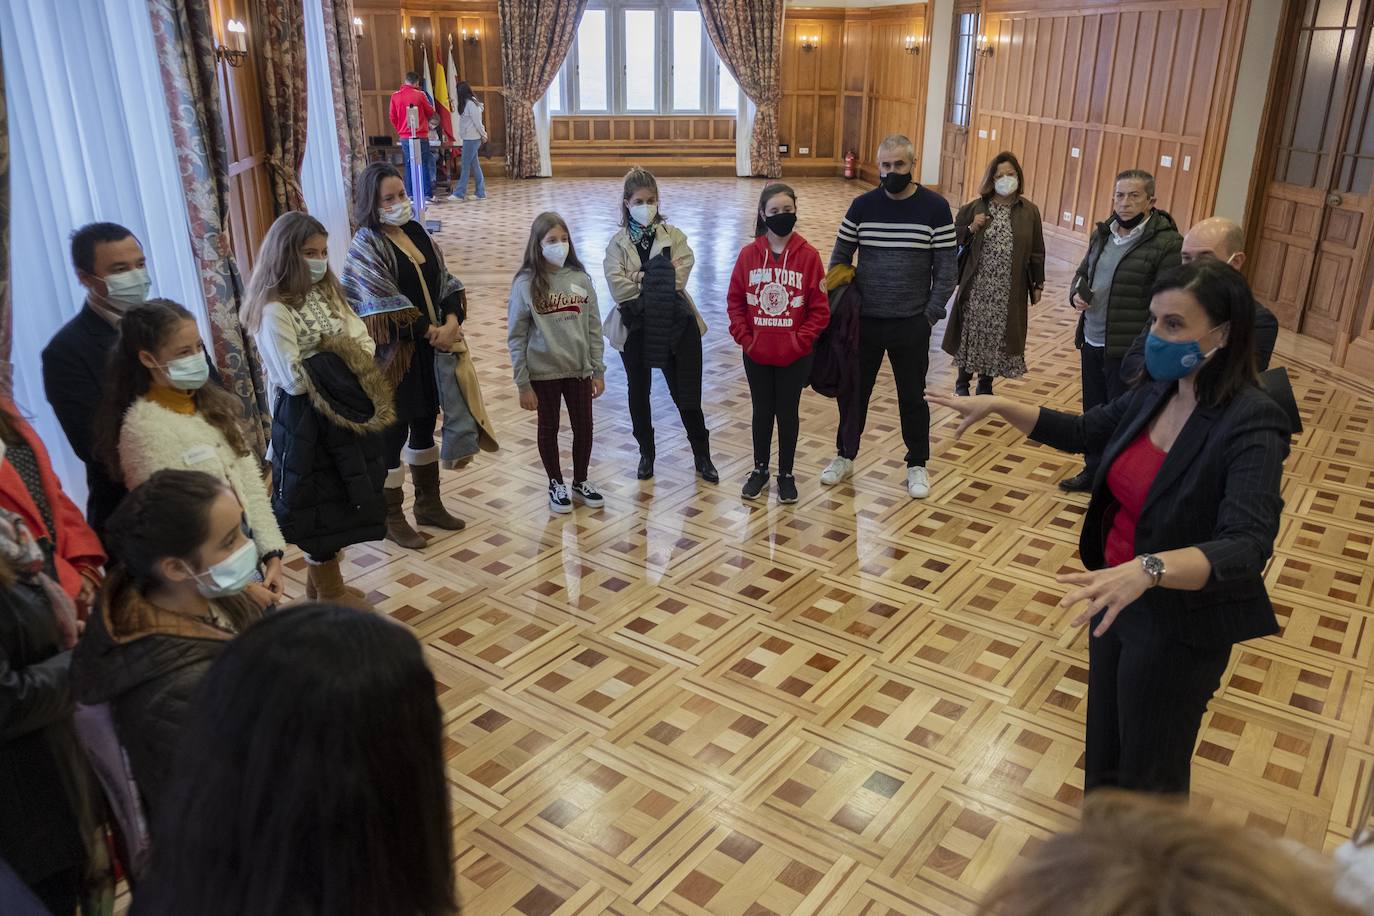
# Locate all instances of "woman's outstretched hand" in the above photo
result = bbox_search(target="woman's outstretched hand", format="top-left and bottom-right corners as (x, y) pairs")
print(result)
(1056, 564), (1154, 637)
(925, 392), (1001, 438)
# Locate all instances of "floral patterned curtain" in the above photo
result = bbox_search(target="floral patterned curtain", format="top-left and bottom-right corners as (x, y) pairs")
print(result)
(0, 36), (10, 396)
(320, 0), (366, 213)
(698, 0), (784, 178)
(146, 0), (269, 451)
(254, 0), (308, 214)
(497, 0), (586, 179)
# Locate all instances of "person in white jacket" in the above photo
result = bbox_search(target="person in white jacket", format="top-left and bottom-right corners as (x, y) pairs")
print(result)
(449, 82), (488, 201)
(602, 167), (716, 482)
(240, 212), (382, 610)
(94, 300), (285, 610)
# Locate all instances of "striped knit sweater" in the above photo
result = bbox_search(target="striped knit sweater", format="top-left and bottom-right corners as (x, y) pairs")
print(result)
(829, 185), (959, 321)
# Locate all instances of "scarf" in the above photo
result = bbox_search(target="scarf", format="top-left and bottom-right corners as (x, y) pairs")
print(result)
(342, 226), (464, 386)
(628, 216), (652, 248)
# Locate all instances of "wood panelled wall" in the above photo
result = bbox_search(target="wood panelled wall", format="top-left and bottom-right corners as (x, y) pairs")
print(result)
(354, 1), (506, 162)
(550, 117), (737, 177)
(781, 4), (929, 182)
(966, 0), (1248, 255)
(214, 0), (275, 274)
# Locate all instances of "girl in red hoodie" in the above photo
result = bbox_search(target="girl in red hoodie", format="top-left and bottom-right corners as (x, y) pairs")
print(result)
(727, 183), (830, 504)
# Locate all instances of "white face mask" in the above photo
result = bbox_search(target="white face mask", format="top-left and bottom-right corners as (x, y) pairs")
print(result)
(163, 352), (210, 390)
(628, 202), (657, 226)
(994, 175), (1019, 196)
(306, 257), (329, 283)
(182, 540), (258, 598)
(103, 267), (152, 306)
(380, 201), (413, 226)
(542, 241), (569, 268)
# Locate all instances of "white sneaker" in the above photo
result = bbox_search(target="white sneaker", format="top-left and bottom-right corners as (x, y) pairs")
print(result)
(906, 466), (931, 499)
(820, 456), (854, 487)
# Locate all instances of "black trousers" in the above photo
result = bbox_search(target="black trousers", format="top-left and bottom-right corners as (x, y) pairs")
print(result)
(837, 316), (931, 466)
(743, 352), (813, 475)
(1080, 343), (1127, 477)
(383, 416), (437, 469)
(621, 324), (708, 455)
(1086, 612), (1232, 794)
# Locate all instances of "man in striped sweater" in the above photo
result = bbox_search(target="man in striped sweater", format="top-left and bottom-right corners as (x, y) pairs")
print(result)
(822, 134), (958, 499)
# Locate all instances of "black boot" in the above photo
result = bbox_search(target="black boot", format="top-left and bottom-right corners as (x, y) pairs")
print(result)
(955, 368), (972, 397)
(691, 438), (719, 484)
(637, 450), (655, 480)
(976, 375), (994, 396)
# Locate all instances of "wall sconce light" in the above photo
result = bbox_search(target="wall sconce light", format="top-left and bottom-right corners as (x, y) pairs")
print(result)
(975, 36), (994, 57)
(216, 19), (248, 68)
(800, 34), (819, 52)
(461, 26), (480, 45)
(904, 34), (920, 55)
(402, 25), (417, 47)
(352, 16), (363, 38)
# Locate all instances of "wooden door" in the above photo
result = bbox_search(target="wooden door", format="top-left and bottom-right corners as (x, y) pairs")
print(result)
(939, 6), (980, 206)
(1252, 0), (1374, 349)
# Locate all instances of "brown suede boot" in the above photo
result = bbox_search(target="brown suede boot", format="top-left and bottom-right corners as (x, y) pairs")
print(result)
(409, 456), (465, 530)
(305, 556), (371, 610)
(385, 485), (426, 548)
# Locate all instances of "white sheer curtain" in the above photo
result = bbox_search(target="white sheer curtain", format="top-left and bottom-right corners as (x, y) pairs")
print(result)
(534, 94), (553, 178)
(301, 0), (353, 268)
(1, 0), (209, 504)
(736, 89), (755, 178)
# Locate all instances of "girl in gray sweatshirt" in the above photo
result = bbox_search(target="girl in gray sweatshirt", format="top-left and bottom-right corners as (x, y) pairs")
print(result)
(508, 211), (606, 514)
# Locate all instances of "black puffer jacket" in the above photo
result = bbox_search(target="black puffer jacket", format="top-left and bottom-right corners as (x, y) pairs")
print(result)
(271, 335), (392, 559)
(631, 249), (691, 368)
(1072, 209), (1183, 358)
(70, 569), (259, 822)
(0, 579), (85, 886)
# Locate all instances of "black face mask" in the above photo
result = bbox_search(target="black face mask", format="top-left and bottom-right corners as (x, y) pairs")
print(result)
(1116, 211), (1147, 230)
(764, 212), (797, 237)
(881, 171), (913, 194)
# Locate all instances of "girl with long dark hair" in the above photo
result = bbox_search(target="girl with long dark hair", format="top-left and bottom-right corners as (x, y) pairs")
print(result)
(132, 604), (458, 916)
(449, 81), (488, 201)
(95, 301), (284, 609)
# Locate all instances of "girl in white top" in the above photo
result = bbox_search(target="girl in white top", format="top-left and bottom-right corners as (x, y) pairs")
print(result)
(240, 212), (377, 609)
(449, 81), (488, 201)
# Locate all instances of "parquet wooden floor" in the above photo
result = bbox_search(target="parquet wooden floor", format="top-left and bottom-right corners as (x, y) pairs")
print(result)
(298, 178), (1374, 914)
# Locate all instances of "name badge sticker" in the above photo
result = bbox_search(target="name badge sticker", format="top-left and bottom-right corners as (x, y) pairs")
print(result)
(183, 444), (217, 465)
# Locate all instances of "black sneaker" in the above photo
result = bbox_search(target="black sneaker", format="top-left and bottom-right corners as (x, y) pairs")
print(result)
(776, 474), (798, 504)
(548, 479), (572, 514)
(741, 466), (769, 500)
(1058, 470), (1093, 493)
(570, 480), (604, 508)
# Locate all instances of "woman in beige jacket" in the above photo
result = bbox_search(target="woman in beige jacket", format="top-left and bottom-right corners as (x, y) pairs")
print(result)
(602, 167), (716, 482)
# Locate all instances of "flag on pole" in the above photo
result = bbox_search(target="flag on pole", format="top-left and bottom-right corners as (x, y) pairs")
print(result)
(433, 47), (454, 141)
(447, 39), (460, 132)
(421, 48), (433, 99)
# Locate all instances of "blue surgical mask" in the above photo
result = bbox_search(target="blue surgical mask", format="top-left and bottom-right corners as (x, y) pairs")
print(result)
(104, 267), (152, 306)
(306, 257), (329, 283)
(1144, 330), (1221, 381)
(164, 351), (210, 390)
(183, 540), (258, 598)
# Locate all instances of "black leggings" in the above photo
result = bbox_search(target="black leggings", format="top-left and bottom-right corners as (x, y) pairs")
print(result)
(383, 416), (437, 469)
(621, 324), (709, 453)
(743, 352), (813, 475)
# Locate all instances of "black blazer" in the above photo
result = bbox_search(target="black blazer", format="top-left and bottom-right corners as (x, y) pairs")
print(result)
(1119, 301), (1280, 382)
(1031, 381), (1290, 648)
(40, 304), (125, 533)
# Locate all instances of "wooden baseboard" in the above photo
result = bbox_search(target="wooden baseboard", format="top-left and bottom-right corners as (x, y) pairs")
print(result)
(552, 160), (739, 178)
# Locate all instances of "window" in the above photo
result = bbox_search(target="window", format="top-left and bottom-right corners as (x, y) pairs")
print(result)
(947, 12), (980, 127)
(555, 1), (737, 115)
(576, 9), (609, 111)
(623, 9), (657, 111)
(672, 10), (702, 111)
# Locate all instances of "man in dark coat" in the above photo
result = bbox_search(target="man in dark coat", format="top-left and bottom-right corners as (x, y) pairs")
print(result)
(41, 223), (150, 534)
(1062, 169), (1182, 492)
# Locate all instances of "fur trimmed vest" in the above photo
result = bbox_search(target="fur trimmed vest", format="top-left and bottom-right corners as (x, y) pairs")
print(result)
(269, 334), (394, 558)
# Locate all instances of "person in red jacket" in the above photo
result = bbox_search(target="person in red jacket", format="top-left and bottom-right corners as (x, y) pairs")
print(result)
(727, 182), (830, 504)
(0, 399), (105, 611)
(388, 72), (436, 202)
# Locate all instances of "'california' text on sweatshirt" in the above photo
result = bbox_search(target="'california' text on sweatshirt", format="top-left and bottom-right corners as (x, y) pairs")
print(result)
(726, 232), (829, 367)
(507, 266), (606, 390)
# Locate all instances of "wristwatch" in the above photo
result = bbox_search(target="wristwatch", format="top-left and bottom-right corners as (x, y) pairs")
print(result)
(1139, 554), (1165, 588)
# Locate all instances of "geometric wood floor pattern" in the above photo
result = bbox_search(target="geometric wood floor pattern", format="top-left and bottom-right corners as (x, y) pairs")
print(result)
(279, 177), (1374, 914)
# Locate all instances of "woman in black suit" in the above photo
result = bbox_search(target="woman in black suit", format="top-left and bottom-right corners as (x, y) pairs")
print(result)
(929, 260), (1290, 795)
